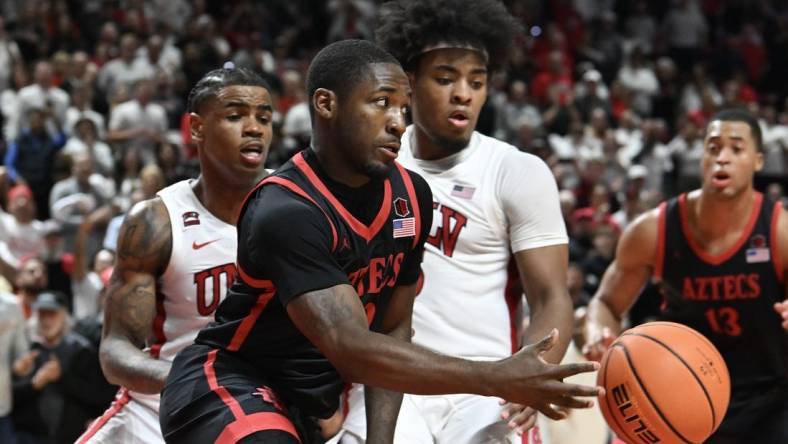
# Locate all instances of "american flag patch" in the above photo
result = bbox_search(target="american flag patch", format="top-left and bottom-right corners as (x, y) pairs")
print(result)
(746, 248), (770, 263)
(451, 184), (475, 199)
(392, 217), (416, 238)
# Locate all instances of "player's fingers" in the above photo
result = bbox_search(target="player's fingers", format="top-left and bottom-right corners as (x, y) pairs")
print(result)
(544, 379), (604, 398)
(507, 406), (537, 430)
(550, 394), (597, 409)
(551, 361), (600, 379)
(534, 403), (567, 421)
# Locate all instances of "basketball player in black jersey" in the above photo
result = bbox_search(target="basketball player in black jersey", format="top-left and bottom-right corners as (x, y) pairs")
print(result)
(584, 109), (788, 443)
(159, 40), (602, 444)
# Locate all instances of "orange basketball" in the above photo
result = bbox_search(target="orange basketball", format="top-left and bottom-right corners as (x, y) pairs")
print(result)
(597, 321), (730, 444)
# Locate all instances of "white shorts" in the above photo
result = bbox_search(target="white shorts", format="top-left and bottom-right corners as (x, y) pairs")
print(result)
(75, 389), (165, 444)
(335, 384), (542, 444)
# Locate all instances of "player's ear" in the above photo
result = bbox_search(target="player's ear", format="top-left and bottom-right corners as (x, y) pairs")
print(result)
(313, 88), (336, 119)
(754, 148), (764, 172)
(189, 112), (204, 143)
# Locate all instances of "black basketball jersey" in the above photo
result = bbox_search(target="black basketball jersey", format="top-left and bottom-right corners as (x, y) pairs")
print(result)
(195, 148), (432, 419)
(656, 192), (788, 392)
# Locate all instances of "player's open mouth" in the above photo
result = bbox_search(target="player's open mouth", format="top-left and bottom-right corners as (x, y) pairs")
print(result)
(711, 171), (731, 187)
(448, 110), (470, 128)
(240, 142), (264, 165)
(378, 143), (400, 160)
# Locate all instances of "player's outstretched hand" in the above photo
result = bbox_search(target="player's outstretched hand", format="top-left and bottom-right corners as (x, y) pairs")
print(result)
(497, 329), (602, 420)
(581, 326), (616, 362)
(774, 300), (788, 330)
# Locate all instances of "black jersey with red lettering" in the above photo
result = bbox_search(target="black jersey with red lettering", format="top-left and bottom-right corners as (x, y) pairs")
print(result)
(195, 148), (432, 420)
(655, 192), (787, 392)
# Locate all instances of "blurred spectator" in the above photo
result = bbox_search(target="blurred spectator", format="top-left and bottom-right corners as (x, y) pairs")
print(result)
(668, 117), (704, 193)
(0, 15), (21, 92)
(759, 105), (788, 178)
(14, 61), (69, 141)
(12, 257), (47, 320)
(611, 166), (648, 230)
(71, 208), (114, 320)
(580, 222), (619, 295)
(38, 220), (74, 306)
(567, 262), (590, 308)
(0, 185), (45, 276)
(588, 11), (623, 81)
(532, 50), (573, 106)
(107, 78), (168, 165)
(1, 64), (30, 143)
(3, 107), (66, 219)
(617, 46), (658, 117)
(63, 82), (105, 139)
(59, 51), (98, 96)
(48, 153), (113, 253)
(662, 0), (709, 73)
(624, 0), (657, 54)
(498, 80), (541, 144)
(12, 291), (115, 444)
(96, 33), (153, 98)
(574, 68), (611, 122)
(62, 116), (113, 178)
(1, 288), (28, 444)
(327, 0), (376, 42)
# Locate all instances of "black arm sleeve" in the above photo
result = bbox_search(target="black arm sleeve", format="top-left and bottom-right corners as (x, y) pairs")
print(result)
(239, 185), (350, 306)
(396, 170), (433, 286)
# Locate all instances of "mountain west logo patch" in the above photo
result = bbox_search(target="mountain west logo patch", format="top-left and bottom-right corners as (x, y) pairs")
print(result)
(394, 197), (410, 217)
(182, 211), (200, 228)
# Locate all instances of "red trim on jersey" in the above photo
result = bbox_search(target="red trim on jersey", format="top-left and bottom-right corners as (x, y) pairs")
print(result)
(215, 412), (301, 444)
(678, 192), (763, 266)
(265, 175), (339, 252)
(395, 162), (421, 249)
(204, 349), (246, 418)
(654, 202), (667, 279)
(293, 152), (392, 243)
(770, 201), (784, 282)
(237, 265), (275, 290)
(227, 292), (275, 352)
(149, 290), (167, 358)
(75, 388), (130, 444)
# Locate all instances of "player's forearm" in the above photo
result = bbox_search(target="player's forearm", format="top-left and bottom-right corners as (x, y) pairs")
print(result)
(365, 321), (409, 443)
(333, 331), (497, 398)
(99, 336), (171, 393)
(522, 291), (573, 364)
(585, 297), (623, 341)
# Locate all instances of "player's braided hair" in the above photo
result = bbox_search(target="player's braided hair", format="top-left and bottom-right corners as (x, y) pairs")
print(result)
(187, 63), (272, 113)
(375, 0), (522, 71)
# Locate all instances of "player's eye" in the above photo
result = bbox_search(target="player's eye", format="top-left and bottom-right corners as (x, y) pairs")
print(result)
(375, 97), (389, 107)
(436, 78), (451, 85)
(226, 114), (242, 121)
(471, 80), (485, 89)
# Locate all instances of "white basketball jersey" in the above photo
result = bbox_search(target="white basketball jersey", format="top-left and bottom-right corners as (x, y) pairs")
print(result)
(398, 126), (567, 360)
(129, 180), (237, 411)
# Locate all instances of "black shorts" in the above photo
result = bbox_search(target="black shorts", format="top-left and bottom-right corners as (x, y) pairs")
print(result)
(706, 381), (788, 444)
(160, 343), (306, 444)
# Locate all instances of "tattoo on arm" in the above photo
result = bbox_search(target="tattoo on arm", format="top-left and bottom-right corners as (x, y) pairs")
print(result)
(100, 199), (173, 393)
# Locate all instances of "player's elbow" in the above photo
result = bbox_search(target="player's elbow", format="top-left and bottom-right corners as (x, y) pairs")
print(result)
(318, 328), (373, 382)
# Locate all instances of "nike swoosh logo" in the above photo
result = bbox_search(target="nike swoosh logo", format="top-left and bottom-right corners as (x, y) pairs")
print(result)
(192, 239), (220, 250)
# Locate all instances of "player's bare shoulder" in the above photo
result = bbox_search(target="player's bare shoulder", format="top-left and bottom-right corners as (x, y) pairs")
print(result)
(116, 197), (173, 274)
(772, 200), (788, 274)
(616, 203), (663, 268)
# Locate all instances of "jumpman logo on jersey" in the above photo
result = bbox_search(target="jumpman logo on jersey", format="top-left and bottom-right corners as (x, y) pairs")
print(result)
(340, 237), (351, 251)
(252, 386), (286, 412)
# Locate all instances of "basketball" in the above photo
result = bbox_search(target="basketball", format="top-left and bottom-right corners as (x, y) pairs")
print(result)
(597, 322), (730, 444)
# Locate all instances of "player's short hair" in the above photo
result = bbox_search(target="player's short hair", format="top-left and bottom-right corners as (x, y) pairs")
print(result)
(375, 0), (522, 71)
(305, 39), (401, 109)
(187, 66), (271, 113)
(708, 108), (763, 152)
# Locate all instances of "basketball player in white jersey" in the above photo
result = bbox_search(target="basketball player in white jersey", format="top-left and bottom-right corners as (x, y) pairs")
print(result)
(76, 66), (274, 444)
(336, 1), (573, 443)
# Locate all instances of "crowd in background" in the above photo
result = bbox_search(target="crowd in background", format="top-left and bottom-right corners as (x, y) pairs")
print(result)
(0, 0), (786, 442)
